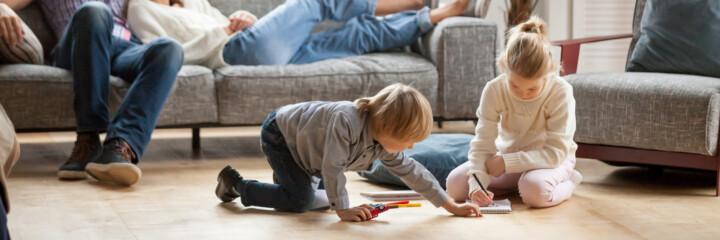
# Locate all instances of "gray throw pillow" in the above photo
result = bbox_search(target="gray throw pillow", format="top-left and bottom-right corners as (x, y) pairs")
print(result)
(626, 0), (720, 78)
(358, 134), (473, 190)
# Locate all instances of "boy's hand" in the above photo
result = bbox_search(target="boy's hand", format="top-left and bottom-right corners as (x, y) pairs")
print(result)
(336, 204), (374, 222)
(470, 189), (494, 207)
(442, 200), (481, 217)
(485, 155), (506, 177)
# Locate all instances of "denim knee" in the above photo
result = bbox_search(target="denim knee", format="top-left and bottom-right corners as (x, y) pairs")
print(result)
(145, 38), (184, 67)
(284, 190), (315, 213)
(72, 2), (113, 33)
(290, 197), (315, 213)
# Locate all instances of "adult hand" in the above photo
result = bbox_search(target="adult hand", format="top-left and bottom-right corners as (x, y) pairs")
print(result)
(227, 12), (255, 34)
(0, 3), (24, 47)
(335, 204), (374, 222)
(470, 189), (494, 207)
(442, 200), (481, 217)
(485, 154), (506, 177)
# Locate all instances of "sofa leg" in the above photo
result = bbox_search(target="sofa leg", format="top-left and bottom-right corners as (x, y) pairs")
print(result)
(437, 120), (443, 129)
(192, 128), (201, 157)
(648, 166), (663, 178)
(716, 167), (719, 197)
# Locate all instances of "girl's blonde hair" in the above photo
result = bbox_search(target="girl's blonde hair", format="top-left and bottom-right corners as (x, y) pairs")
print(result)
(497, 16), (558, 79)
(354, 83), (433, 142)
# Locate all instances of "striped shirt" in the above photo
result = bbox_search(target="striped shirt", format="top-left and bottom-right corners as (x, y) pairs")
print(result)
(37, 0), (132, 41)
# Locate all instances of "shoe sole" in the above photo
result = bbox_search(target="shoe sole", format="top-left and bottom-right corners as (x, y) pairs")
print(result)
(86, 162), (142, 186)
(58, 170), (87, 180)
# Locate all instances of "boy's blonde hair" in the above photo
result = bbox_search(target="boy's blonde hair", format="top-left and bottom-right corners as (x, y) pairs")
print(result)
(354, 83), (433, 142)
(497, 16), (558, 79)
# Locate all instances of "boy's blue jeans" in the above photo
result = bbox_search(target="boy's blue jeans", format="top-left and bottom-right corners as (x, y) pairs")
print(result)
(50, 2), (183, 161)
(222, 0), (433, 65)
(238, 111), (317, 212)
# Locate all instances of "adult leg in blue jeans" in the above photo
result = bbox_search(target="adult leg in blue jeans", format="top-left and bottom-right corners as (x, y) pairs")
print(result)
(288, 7), (432, 64)
(222, 0), (379, 65)
(52, 2), (183, 186)
(222, 0), (474, 66)
(216, 112), (315, 212)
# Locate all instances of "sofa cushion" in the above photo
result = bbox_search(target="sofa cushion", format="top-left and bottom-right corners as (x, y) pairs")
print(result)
(0, 64), (121, 129)
(215, 53), (438, 125)
(626, 0), (720, 78)
(110, 65), (218, 126)
(565, 72), (720, 156)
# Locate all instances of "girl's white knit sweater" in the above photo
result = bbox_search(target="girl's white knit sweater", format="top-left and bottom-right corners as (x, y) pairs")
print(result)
(467, 73), (578, 196)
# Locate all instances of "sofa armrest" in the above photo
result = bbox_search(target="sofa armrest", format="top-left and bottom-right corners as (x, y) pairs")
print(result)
(551, 34), (632, 76)
(412, 17), (497, 120)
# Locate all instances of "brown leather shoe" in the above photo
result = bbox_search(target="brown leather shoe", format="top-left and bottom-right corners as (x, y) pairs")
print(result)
(85, 138), (141, 186)
(58, 133), (101, 180)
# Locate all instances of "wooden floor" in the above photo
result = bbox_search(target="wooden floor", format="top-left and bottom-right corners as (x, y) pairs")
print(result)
(7, 122), (720, 240)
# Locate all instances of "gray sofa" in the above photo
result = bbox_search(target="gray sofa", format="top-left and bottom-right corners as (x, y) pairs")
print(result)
(554, 0), (720, 195)
(0, 0), (497, 150)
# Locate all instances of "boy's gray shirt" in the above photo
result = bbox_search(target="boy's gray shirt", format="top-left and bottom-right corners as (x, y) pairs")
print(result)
(276, 101), (449, 210)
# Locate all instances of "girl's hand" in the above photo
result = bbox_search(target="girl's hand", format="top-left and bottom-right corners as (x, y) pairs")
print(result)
(335, 204), (374, 222)
(470, 189), (494, 207)
(485, 155), (506, 177)
(442, 200), (481, 217)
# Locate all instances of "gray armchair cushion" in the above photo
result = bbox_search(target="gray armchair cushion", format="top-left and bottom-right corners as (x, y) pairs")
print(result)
(414, 17), (496, 119)
(215, 53), (438, 125)
(110, 65), (218, 126)
(566, 72), (720, 156)
(626, 0), (720, 78)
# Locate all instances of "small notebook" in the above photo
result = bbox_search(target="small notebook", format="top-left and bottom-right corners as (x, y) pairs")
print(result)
(360, 190), (424, 201)
(477, 199), (512, 214)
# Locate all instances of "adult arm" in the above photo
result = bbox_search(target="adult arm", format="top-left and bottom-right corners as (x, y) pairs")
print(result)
(0, 0), (33, 11)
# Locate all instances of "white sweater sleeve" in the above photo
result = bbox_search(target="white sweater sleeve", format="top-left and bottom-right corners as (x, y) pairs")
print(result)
(502, 84), (576, 173)
(127, 0), (229, 67)
(466, 83), (502, 196)
(126, 0), (168, 44)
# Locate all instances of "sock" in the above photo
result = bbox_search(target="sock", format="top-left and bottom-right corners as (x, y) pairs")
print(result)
(310, 177), (330, 209)
(312, 190), (330, 209)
